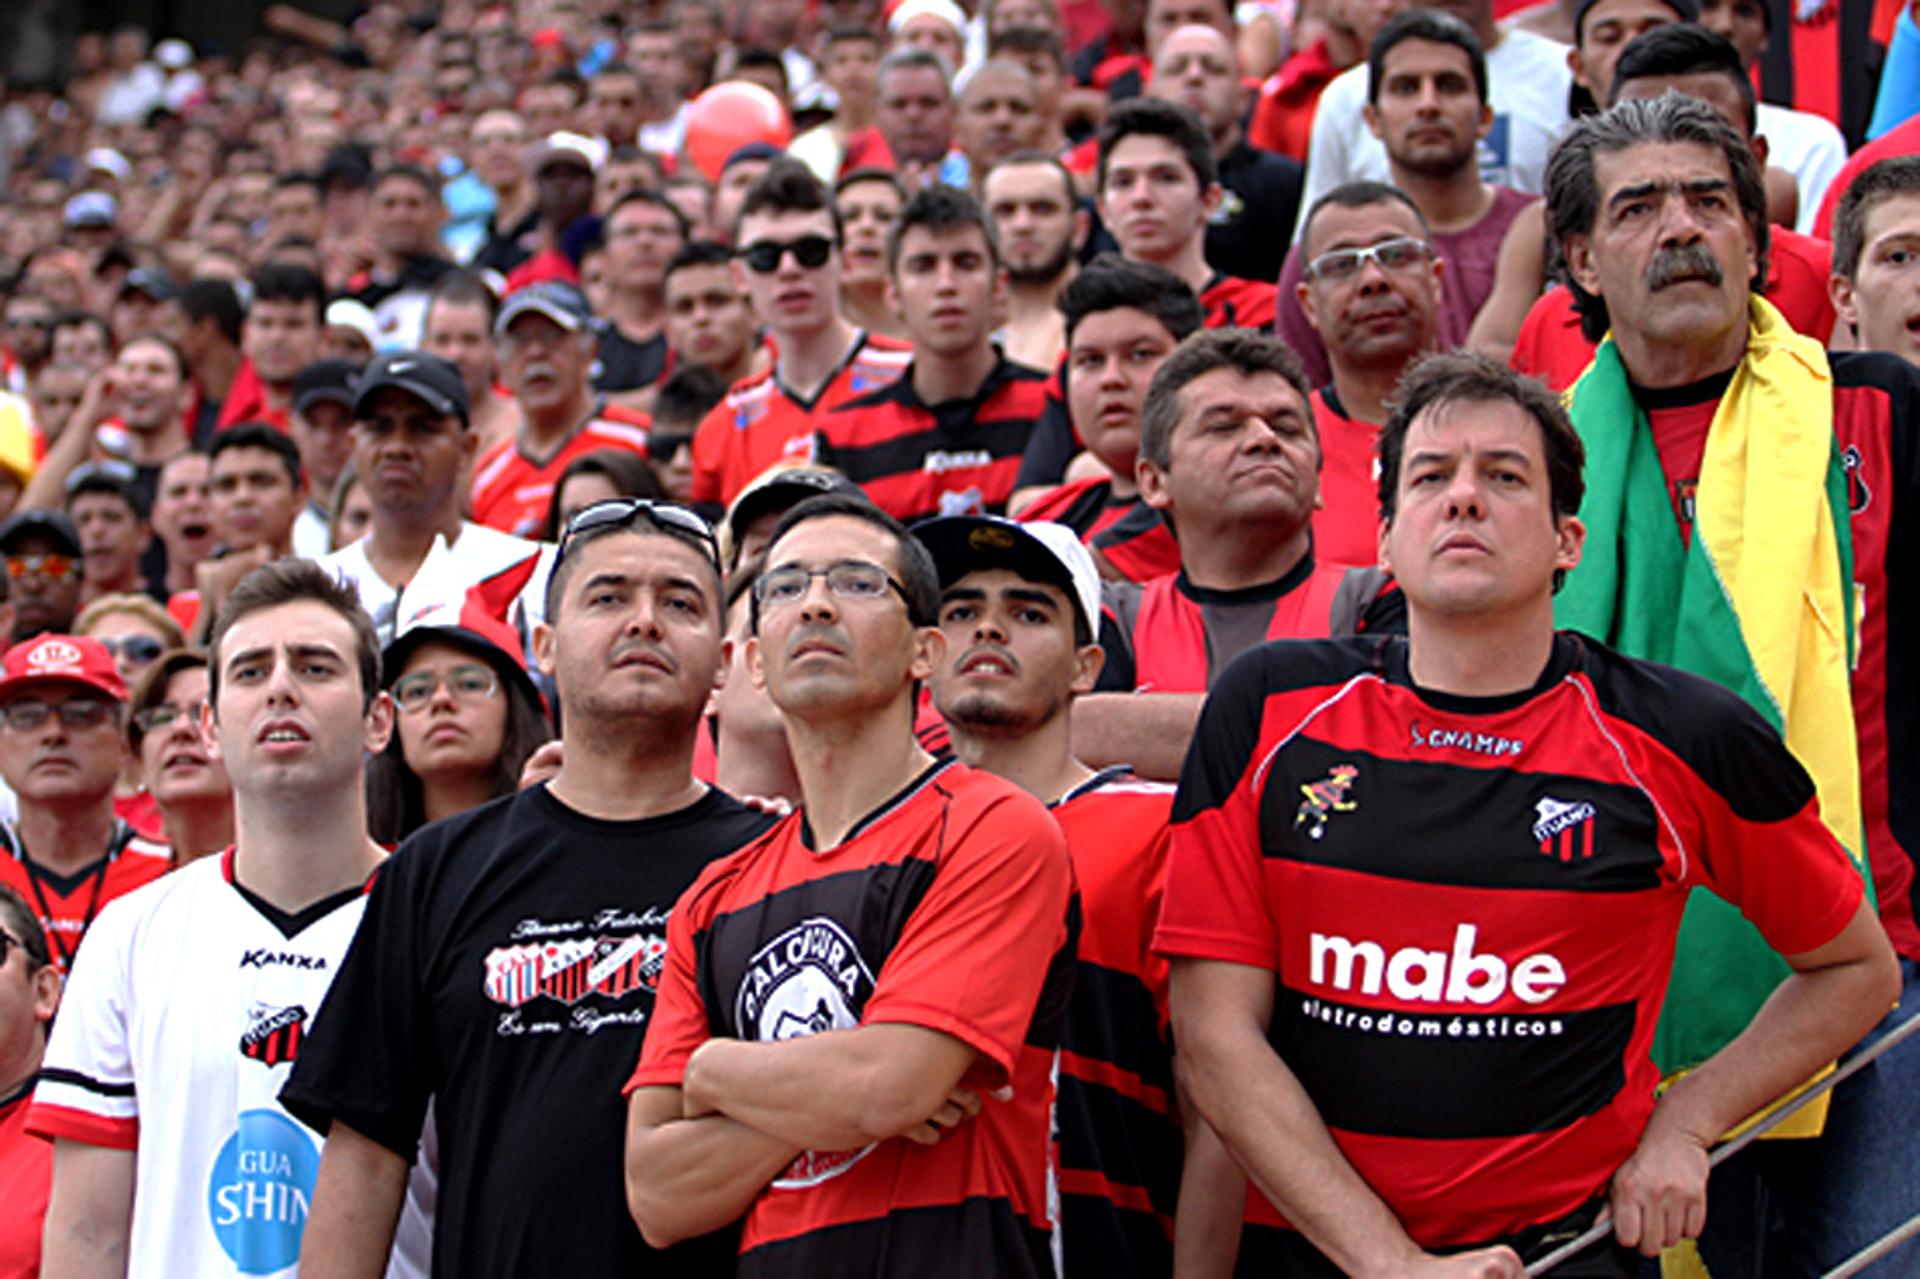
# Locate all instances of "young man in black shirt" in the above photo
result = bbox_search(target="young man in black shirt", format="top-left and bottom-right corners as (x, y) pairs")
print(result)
(285, 500), (774, 1277)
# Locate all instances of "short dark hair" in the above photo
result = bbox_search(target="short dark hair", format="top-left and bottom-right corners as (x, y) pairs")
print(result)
(664, 239), (735, 284)
(1376, 352), (1586, 527)
(981, 149), (1077, 210)
(544, 506), (724, 619)
(1547, 93), (1768, 343)
(1368, 9), (1488, 105)
(753, 493), (939, 630)
(1058, 252), (1205, 344)
(608, 187), (691, 240)
(989, 25), (1067, 69)
(120, 331), (188, 380)
(210, 422), (303, 490)
(1096, 97), (1216, 193)
(271, 171), (324, 199)
(0, 883), (50, 970)
(1138, 328), (1315, 470)
(250, 262), (326, 324)
(823, 24), (884, 53)
(888, 184), (1001, 273)
(835, 167), (909, 205)
(52, 310), (112, 351)
(427, 270), (500, 325)
(1608, 23), (1756, 135)
(651, 363), (729, 430)
(736, 157), (842, 244)
(179, 278), (245, 345)
(537, 449), (664, 542)
(1299, 180), (1432, 259)
(372, 164), (440, 199)
(1833, 156), (1920, 282)
(207, 558), (381, 712)
(66, 469), (147, 521)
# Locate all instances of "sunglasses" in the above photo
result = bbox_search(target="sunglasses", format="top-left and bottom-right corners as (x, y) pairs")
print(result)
(6, 554), (78, 582)
(99, 635), (165, 667)
(557, 498), (724, 576)
(1304, 236), (1434, 283)
(735, 235), (835, 274)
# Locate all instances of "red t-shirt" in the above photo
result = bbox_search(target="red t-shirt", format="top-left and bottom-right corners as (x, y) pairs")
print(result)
(468, 402), (652, 538)
(1643, 384), (1723, 537)
(1247, 40), (1342, 161)
(1155, 633), (1862, 1249)
(689, 332), (912, 508)
(213, 358), (290, 432)
(1199, 273), (1279, 331)
(0, 822), (171, 973)
(1017, 478), (1181, 583)
(0, 1088), (49, 1279)
(1310, 387), (1382, 569)
(1814, 111), (1920, 242)
(627, 761), (1075, 1277)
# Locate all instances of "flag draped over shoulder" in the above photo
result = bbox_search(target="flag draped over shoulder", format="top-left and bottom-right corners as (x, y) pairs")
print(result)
(1556, 296), (1866, 1106)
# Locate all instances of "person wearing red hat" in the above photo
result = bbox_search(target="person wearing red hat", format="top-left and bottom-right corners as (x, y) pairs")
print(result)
(0, 634), (168, 973)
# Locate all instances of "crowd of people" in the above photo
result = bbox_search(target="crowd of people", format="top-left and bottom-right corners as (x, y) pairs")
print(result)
(0, 0), (1915, 1274)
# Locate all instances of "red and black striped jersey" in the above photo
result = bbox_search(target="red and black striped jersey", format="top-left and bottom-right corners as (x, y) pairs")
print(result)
(1310, 387), (1383, 569)
(1198, 273), (1279, 331)
(1096, 557), (1402, 693)
(628, 760), (1077, 1278)
(688, 331), (913, 508)
(1017, 478), (1180, 583)
(469, 401), (652, 538)
(1052, 768), (1180, 1279)
(0, 820), (170, 973)
(813, 356), (1049, 524)
(1154, 632), (1863, 1251)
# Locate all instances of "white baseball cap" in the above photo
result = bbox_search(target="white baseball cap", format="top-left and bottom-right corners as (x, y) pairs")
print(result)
(913, 515), (1102, 638)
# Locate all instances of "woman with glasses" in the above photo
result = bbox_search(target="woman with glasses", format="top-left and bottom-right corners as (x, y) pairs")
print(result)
(76, 594), (187, 842)
(367, 611), (552, 845)
(125, 649), (233, 865)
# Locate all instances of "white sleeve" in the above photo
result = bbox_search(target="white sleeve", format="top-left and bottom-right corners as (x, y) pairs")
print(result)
(28, 896), (141, 1148)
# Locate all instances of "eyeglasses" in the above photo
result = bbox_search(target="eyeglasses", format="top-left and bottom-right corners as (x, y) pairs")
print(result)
(132, 701), (199, 734)
(98, 635), (164, 667)
(1303, 236), (1434, 282)
(0, 698), (115, 733)
(754, 560), (910, 610)
(392, 663), (500, 712)
(7, 554), (78, 582)
(735, 235), (836, 274)
(557, 498), (723, 576)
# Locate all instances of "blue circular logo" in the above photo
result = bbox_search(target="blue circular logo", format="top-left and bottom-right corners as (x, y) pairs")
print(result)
(205, 1109), (321, 1274)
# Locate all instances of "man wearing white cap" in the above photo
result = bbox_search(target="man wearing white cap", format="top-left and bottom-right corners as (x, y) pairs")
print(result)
(890, 0), (969, 78)
(918, 514), (1237, 1277)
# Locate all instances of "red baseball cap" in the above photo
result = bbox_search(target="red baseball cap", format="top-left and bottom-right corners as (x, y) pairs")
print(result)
(0, 635), (129, 704)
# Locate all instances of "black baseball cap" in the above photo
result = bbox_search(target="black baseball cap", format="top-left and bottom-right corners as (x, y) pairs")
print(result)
(0, 510), (83, 558)
(495, 281), (593, 337)
(352, 351), (470, 427)
(120, 267), (177, 302)
(294, 359), (364, 417)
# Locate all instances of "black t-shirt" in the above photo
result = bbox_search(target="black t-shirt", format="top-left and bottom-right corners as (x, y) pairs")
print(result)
(595, 323), (670, 393)
(282, 783), (775, 1278)
(1209, 141), (1304, 286)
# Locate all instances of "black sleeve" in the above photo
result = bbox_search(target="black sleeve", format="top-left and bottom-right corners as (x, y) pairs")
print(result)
(1014, 375), (1077, 489)
(1093, 598), (1136, 692)
(280, 837), (439, 1159)
(1358, 581), (1407, 635)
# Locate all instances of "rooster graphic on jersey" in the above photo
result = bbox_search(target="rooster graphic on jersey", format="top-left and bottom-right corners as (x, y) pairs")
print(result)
(1296, 764), (1360, 840)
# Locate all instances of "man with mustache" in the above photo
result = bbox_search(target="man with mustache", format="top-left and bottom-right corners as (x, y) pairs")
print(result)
(325, 353), (545, 648)
(1292, 183), (1446, 568)
(0, 635), (167, 972)
(1548, 92), (1920, 1274)
(471, 282), (651, 539)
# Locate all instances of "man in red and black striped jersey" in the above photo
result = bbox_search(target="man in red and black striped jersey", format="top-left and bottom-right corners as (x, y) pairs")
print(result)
(627, 494), (1076, 1277)
(1550, 92), (1920, 1272)
(688, 160), (913, 509)
(1016, 256), (1197, 584)
(1159, 353), (1899, 1277)
(0, 635), (168, 973)
(1095, 98), (1280, 332)
(1077, 329), (1402, 780)
(814, 186), (1048, 523)
(1294, 183), (1446, 569)
(917, 513), (1238, 1279)
(472, 282), (652, 537)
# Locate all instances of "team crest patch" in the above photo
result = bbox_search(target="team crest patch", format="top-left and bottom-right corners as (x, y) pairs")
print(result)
(483, 932), (668, 1008)
(238, 1003), (309, 1067)
(1296, 765), (1359, 841)
(1533, 796), (1598, 862)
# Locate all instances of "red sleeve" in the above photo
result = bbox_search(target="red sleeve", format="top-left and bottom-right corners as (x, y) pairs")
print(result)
(689, 402), (730, 506)
(624, 875), (718, 1094)
(1684, 788), (1864, 960)
(860, 788), (1073, 1089)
